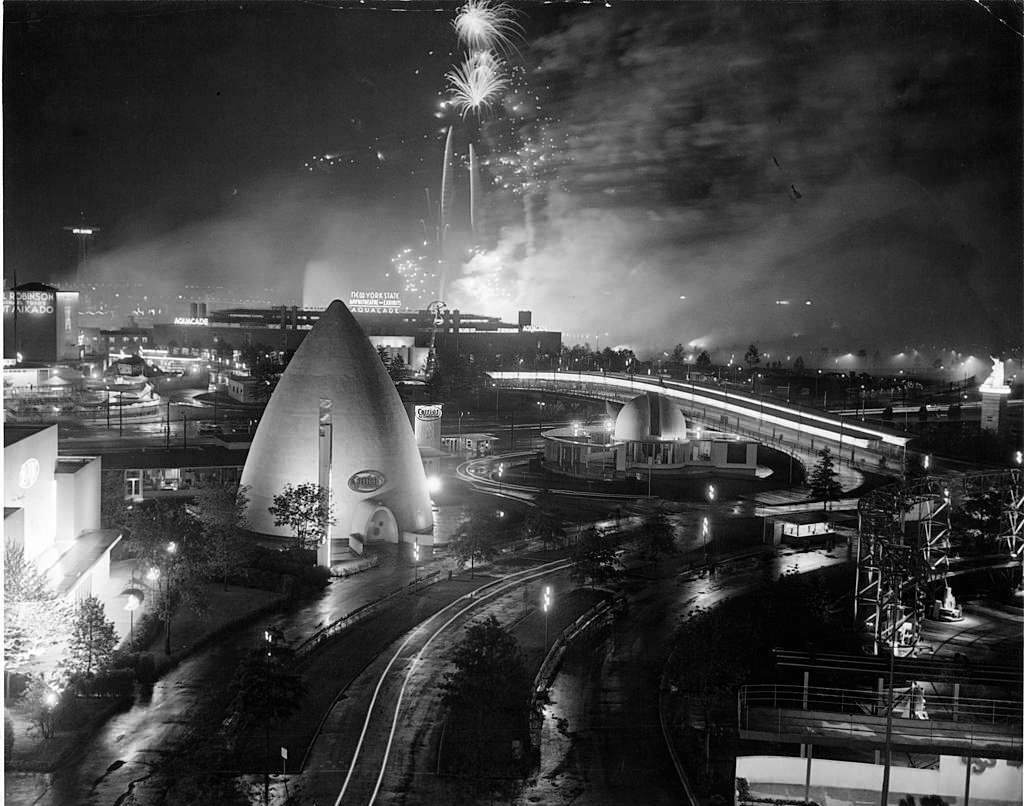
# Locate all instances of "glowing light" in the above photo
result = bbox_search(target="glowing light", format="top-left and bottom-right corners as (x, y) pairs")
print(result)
(453, 0), (522, 53)
(446, 51), (507, 118)
(427, 474), (442, 493)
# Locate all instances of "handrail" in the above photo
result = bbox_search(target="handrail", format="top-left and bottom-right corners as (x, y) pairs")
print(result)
(738, 683), (1022, 725)
(294, 570), (441, 660)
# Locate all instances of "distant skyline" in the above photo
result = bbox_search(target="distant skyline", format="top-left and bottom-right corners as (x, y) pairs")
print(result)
(4, 1), (1021, 353)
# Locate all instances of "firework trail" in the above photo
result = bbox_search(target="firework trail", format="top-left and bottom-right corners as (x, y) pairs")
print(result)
(438, 125), (455, 298)
(469, 142), (480, 235)
(453, 0), (523, 54)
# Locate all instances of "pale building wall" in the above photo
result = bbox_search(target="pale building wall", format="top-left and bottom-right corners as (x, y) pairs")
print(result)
(54, 457), (102, 542)
(3, 426), (59, 561)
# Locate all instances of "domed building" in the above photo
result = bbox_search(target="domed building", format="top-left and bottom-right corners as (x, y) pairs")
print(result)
(240, 299), (434, 566)
(541, 392), (757, 480)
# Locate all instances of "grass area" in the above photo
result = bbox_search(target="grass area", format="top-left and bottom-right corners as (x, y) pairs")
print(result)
(5, 697), (131, 772)
(141, 583), (284, 664)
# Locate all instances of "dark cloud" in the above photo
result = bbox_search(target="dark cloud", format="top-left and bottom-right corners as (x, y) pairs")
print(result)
(454, 2), (1021, 354)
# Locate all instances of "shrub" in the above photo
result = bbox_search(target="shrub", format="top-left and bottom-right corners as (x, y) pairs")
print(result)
(135, 653), (157, 685)
(74, 669), (134, 699)
(4, 714), (13, 761)
(128, 612), (163, 653)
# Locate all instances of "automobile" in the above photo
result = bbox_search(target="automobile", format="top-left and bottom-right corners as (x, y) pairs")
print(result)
(197, 423), (223, 436)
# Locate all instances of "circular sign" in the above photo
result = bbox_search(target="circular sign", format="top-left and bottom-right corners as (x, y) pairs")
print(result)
(18, 458), (40, 490)
(348, 469), (386, 494)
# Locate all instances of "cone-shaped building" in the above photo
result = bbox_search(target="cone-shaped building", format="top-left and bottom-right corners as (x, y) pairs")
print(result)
(240, 299), (433, 563)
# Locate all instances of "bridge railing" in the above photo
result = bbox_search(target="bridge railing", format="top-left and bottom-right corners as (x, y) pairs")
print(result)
(738, 683), (1022, 726)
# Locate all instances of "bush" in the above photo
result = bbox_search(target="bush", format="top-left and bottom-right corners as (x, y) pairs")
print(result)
(298, 564), (331, 592)
(73, 669), (134, 699)
(4, 714), (13, 761)
(128, 612), (163, 652)
(134, 653), (157, 685)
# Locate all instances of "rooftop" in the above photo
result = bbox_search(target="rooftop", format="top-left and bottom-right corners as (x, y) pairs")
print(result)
(3, 423), (54, 447)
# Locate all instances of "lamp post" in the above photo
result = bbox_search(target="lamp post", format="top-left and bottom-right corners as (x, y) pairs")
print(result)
(498, 462), (504, 494)
(162, 541), (177, 655)
(537, 400), (546, 439)
(413, 539), (421, 581)
(542, 586), (552, 648)
(263, 629), (273, 806)
(124, 592), (142, 648)
(705, 483), (716, 561)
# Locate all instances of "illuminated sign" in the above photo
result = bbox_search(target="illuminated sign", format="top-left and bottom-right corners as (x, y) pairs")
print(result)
(173, 317), (209, 326)
(3, 290), (55, 315)
(349, 290), (401, 313)
(415, 405), (443, 421)
(348, 469), (386, 493)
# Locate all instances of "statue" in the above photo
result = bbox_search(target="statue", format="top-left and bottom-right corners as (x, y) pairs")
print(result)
(981, 357), (1006, 390)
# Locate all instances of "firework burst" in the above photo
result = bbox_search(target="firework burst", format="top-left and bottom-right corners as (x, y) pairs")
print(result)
(453, 0), (523, 54)
(446, 51), (508, 118)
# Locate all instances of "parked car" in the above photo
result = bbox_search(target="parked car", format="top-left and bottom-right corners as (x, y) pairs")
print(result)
(197, 423), (223, 436)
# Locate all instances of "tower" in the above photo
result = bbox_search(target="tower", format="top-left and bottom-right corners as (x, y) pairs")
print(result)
(240, 299), (434, 565)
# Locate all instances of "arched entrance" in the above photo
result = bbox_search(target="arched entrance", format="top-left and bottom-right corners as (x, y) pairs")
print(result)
(362, 505), (399, 544)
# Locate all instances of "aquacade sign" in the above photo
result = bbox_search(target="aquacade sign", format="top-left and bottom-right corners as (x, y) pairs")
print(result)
(173, 317), (209, 326)
(349, 290), (402, 313)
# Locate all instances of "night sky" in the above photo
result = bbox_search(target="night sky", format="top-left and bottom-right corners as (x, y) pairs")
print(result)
(4, 1), (1021, 355)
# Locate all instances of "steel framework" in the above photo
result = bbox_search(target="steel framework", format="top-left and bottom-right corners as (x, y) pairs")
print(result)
(856, 468), (1024, 656)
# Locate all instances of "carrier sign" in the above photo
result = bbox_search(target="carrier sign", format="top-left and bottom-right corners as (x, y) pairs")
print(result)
(415, 405), (442, 422)
(348, 469), (386, 493)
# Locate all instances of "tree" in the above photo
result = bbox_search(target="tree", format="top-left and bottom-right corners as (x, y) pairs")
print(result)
(744, 343), (761, 369)
(793, 356), (805, 374)
(4, 546), (70, 677)
(670, 343), (687, 362)
(127, 500), (211, 654)
(268, 483), (335, 552)
(695, 350), (712, 371)
(521, 493), (566, 550)
(191, 484), (251, 588)
(808, 447), (843, 512)
(229, 628), (305, 805)
(441, 615), (536, 776)
(670, 605), (754, 776)
(101, 471), (131, 530)
(638, 508), (677, 561)
(570, 527), (620, 587)
(450, 508), (502, 575)
(22, 674), (63, 740)
(67, 596), (118, 678)
(387, 351), (407, 381)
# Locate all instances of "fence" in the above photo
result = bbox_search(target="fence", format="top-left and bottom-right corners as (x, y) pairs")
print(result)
(293, 570), (441, 661)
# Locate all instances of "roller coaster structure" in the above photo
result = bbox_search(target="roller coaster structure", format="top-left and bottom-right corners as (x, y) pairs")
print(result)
(855, 468), (1024, 656)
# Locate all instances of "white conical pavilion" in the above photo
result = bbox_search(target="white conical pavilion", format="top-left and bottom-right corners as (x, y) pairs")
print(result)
(240, 299), (433, 563)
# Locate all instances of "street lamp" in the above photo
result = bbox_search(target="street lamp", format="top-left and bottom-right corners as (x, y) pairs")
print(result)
(263, 629), (274, 806)
(537, 400), (546, 437)
(413, 539), (421, 581)
(705, 484), (716, 560)
(498, 462), (504, 494)
(542, 586), (552, 647)
(124, 591), (143, 648)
